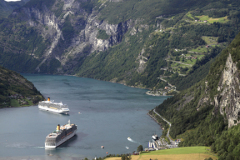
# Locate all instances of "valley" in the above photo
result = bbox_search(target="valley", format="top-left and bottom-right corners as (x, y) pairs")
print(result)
(0, 0), (239, 93)
(1, 0), (240, 159)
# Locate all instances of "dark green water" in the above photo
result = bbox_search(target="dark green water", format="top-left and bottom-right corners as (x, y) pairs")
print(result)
(0, 74), (168, 159)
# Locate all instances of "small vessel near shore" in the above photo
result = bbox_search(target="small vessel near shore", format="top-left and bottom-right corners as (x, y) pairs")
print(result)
(45, 120), (77, 148)
(152, 134), (158, 141)
(127, 137), (131, 141)
(38, 97), (70, 114)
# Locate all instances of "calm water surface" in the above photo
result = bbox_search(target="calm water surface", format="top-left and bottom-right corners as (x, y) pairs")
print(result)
(0, 74), (169, 159)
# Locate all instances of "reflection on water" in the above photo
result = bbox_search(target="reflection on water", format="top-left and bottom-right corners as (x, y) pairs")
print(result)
(0, 74), (168, 159)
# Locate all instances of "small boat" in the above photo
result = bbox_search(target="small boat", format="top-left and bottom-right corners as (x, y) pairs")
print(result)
(127, 137), (131, 141)
(101, 146), (104, 149)
(152, 134), (158, 141)
(126, 146), (129, 149)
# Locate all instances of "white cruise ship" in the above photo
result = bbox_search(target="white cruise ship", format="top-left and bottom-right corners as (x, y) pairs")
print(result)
(45, 120), (77, 148)
(38, 97), (70, 114)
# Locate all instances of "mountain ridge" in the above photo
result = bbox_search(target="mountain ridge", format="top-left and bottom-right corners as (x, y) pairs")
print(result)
(0, 0), (240, 91)
(151, 32), (240, 159)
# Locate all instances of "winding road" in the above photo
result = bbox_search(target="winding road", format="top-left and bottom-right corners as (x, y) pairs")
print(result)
(153, 109), (175, 145)
(166, 59), (193, 66)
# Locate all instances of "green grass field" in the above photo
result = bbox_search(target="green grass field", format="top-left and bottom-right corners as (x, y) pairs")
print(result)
(195, 15), (229, 23)
(184, 59), (197, 65)
(106, 146), (217, 160)
(202, 36), (218, 45)
(10, 99), (20, 107)
(171, 62), (191, 68)
(189, 46), (209, 53)
(186, 12), (195, 20)
(141, 146), (210, 155)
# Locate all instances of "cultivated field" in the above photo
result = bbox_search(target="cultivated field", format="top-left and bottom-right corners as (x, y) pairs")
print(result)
(105, 147), (217, 160)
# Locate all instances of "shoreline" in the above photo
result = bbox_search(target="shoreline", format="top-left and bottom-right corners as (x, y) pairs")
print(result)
(0, 104), (37, 110)
(22, 73), (172, 97)
(147, 112), (164, 130)
(146, 91), (174, 97)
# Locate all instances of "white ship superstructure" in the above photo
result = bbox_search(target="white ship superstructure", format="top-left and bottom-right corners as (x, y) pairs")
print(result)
(45, 120), (77, 148)
(38, 97), (69, 114)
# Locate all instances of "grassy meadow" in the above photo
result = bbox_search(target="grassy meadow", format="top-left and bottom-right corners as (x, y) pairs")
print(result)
(195, 15), (229, 23)
(105, 147), (217, 160)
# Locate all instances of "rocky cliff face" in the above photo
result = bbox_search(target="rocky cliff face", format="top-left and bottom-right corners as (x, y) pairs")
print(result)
(154, 32), (240, 142)
(167, 52), (240, 129)
(8, 0), (135, 74)
(60, 13), (134, 73)
(214, 53), (240, 128)
(19, 7), (62, 72)
(2, 0), (240, 92)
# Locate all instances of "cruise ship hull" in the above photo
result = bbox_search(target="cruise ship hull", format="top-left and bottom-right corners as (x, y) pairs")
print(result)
(45, 129), (77, 149)
(38, 105), (69, 114)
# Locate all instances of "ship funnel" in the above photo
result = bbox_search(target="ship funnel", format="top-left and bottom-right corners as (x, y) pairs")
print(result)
(47, 97), (50, 101)
(56, 124), (60, 132)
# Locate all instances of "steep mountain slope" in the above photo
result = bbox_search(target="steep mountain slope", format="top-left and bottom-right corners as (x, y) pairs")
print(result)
(150, 32), (240, 159)
(0, 0), (12, 18)
(1, 0), (240, 90)
(0, 0), (28, 18)
(0, 65), (44, 108)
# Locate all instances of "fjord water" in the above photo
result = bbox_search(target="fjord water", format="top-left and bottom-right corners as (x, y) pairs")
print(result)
(0, 74), (168, 159)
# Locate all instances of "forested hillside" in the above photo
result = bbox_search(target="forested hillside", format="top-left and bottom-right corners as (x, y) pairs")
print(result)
(0, 0), (28, 18)
(0, 66), (44, 108)
(151, 32), (240, 160)
(0, 0), (240, 91)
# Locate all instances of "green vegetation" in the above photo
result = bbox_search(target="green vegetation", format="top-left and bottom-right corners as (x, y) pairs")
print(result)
(52, 1), (64, 17)
(77, 27), (155, 86)
(10, 99), (20, 107)
(154, 40), (233, 143)
(24, 0), (56, 11)
(62, 15), (75, 45)
(137, 145), (143, 152)
(189, 46), (209, 53)
(196, 15), (229, 23)
(211, 124), (240, 160)
(121, 155), (131, 160)
(78, 0), (240, 90)
(98, 0), (232, 24)
(141, 146), (211, 155)
(168, 47), (222, 91)
(202, 36), (218, 45)
(186, 12), (195, 20)
(152, 32), (240, 160)
(1, 0), (240, 91)
(0, 65), (44, 108)
(97, 29), (110, 40)
(206, 32), (240, 99)
(0, 0), (26, 18)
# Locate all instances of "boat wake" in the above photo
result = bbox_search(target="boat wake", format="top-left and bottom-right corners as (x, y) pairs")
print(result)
(5, 142), (33, 148)
(127, 137), (140, 144)
(34, 146), (45, 149)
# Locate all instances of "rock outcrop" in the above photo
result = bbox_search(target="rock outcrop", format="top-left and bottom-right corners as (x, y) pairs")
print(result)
(214, 54), (240, 128)
(9, 0), (135, 74)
